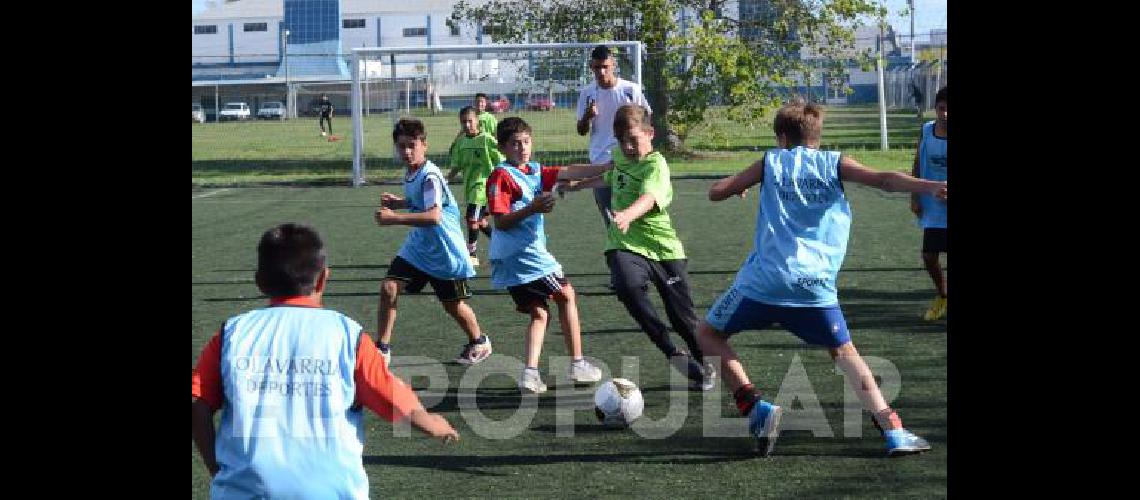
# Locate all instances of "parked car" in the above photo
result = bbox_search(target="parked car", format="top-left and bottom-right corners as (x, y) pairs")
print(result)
(192, 104), (205, 123)
(218, 102), (251, 121)
(489, 95), (511, 113)
(526, 96), (556, 111)
(257, 101), (286, 120)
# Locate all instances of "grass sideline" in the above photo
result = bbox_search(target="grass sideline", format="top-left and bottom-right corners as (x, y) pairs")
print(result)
(192, 179), (946, 497)
(193, 105), (927, 187)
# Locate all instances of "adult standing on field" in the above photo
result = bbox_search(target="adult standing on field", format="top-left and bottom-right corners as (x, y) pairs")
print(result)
(575, 44), (651, 228)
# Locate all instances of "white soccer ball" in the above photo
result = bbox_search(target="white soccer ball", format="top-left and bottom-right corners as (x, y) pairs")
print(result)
(594, 378), (644, 428)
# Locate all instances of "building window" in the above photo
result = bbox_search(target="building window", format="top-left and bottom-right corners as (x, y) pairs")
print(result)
(343, 19), (365, 29)
(194, 25), (218, 35)
(243, 22), (267, 32)
(403, 27), (426, 37)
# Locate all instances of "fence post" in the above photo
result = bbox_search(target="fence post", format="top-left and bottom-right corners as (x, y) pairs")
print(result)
(352, 50), (365, 187)
(877, 25), (889, 150)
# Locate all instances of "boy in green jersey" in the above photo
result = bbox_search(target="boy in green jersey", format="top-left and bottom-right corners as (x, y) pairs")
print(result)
(447, 106), (506, 267)
(562, 104), (714, 391)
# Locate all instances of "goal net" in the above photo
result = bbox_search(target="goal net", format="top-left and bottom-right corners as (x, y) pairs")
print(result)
(349, 41), (643, 186)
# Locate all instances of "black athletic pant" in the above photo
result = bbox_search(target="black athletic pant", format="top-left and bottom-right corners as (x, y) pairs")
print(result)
(320, 114), (333, 134)
(605, 250), (703, 363)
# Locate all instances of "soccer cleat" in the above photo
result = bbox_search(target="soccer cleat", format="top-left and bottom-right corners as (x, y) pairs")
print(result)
(748, 400), (783, 457)
(884, 428), (932, 457)
(468, 255), (480, 268)
(668, 351), (709, 390)
(691, 360), (717, 392)
(377, 343), (391, 366)
(320, 131), (327, 137)
(518, 368), (547, 394)
(923, 296), (947, 321)
(456, 336), (492, 365)
(568, 359), (603, 383)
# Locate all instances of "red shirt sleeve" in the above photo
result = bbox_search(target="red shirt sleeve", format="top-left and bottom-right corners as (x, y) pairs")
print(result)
(192, 332), (224, 411)
(540, 166), (561, 192)
(354, 332), (424, 422)
(486, 168), (521, 215)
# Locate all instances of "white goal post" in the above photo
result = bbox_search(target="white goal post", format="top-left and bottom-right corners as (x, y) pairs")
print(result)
(349, 41), (643, 187)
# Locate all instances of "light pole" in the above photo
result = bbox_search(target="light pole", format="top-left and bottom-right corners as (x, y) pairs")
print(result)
(282, 29), (291, 118)
(908, 0), (915, 63)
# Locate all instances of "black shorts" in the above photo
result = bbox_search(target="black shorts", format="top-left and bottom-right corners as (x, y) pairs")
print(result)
(922, 228), (948, 253)
(465, 203), (488, 222)
(507, 272), (570, 313)
(385, 256), (472, 302)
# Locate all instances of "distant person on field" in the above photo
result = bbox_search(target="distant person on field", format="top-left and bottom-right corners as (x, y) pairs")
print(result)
(911, 86), (948, 321)
(319, 94), (334, 136)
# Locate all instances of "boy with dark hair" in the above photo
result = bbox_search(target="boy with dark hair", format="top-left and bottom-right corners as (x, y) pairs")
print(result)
(912, 86), (948, 320)
(697, 101), (946, 457)
(474, 92), (497, 137)
(447, 106), (506, 268)
(374, 118), (492, 366)
(192, 223), (458, 499)
(484, 116), (608, 393)
(562, 104), (714, 391)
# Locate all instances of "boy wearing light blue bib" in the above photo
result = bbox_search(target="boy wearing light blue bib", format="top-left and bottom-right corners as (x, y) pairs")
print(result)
(373, 119), (492, 367)
(485, 116), (610, 394)
(911, 86), (948, 321)
(696, 101), (947, 458)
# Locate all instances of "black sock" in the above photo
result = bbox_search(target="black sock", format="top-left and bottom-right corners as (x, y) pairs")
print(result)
(467, 228), (479, 248)
(480, 225), (493, 237)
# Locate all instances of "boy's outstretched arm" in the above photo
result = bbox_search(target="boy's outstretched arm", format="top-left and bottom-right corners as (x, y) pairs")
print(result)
(192, 333), (223, 477)
(191, 399), (219, 476)
(493, 193), (556, 230)
(446, 166), (462, 183)
(611, 193), (656, 233)
(408, 409), (460, 442)
(555, 161), (614, 180)
(354, 333), (459, 443)
(379, 192), (408, 210)
(840, 156), (947, 199)
(709, 159), (765, 201)
(375, 205), (442, 227)
(558, 176), (607, 194)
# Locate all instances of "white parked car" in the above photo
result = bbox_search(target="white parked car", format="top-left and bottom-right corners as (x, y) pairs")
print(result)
(218, 102), (251, 121)
(257, 101), (285, 120)
(192, 103), (205, 123)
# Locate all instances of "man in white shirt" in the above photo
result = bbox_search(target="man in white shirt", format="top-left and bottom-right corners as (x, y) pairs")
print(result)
(575, 45), (652, 227)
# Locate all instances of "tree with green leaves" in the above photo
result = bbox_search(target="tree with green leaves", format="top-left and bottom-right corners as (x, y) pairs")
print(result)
(451, 0), (885, 152)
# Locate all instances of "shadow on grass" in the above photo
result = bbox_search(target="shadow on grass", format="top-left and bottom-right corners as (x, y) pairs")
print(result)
(363, 446), (757, 476)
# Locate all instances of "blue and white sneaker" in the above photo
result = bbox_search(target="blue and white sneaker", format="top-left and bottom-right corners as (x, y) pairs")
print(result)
(884, 428), (931, 457)
(748, 400), (783, 457)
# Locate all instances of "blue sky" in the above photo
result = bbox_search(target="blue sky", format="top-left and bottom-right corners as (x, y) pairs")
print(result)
(192, 0), (945, 36)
